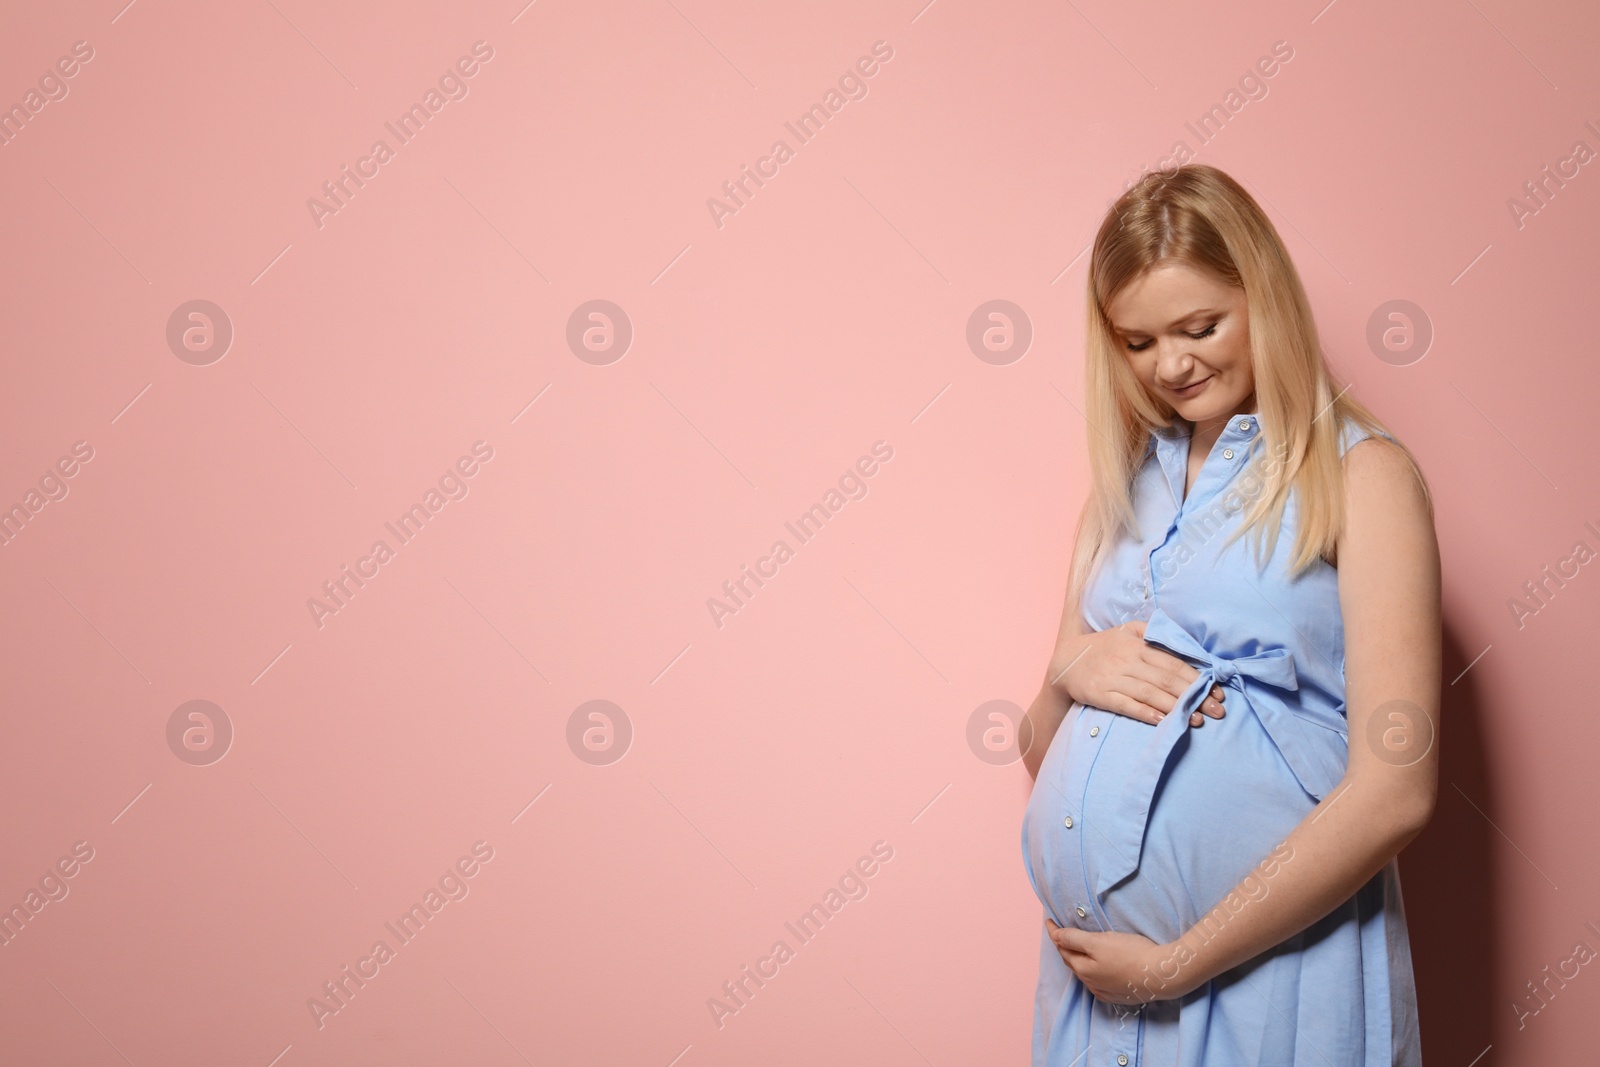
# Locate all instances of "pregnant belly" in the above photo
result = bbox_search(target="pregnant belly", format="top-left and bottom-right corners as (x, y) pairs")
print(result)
(1023, 700), (1331, 944)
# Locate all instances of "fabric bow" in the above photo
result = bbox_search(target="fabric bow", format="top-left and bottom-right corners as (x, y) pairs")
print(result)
(1091, 606), (1348, 896)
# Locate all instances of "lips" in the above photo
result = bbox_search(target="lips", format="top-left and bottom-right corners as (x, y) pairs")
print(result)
(1166, 377), (1211, 397)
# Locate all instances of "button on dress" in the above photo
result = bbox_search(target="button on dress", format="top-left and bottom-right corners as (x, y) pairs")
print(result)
(1020, 411), (1422, 1066)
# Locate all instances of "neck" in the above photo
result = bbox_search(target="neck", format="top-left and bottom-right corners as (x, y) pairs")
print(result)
(1189, 416), (1227, 457)
(1185, 398), (1256, 454)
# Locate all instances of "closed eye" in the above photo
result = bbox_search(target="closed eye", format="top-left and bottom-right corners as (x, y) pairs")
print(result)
(1125, 323), (1218, 352)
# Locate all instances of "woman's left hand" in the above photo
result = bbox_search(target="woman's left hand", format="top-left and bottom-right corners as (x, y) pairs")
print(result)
(1045, 920), (1201, 1005)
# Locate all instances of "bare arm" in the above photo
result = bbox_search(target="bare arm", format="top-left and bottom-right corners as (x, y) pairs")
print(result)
(1022, 585), (1087, 781)
(1153, 437), (1442, 992)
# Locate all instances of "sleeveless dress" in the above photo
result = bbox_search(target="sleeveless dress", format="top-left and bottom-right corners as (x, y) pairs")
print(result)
(1019, 409), (1422, 1066)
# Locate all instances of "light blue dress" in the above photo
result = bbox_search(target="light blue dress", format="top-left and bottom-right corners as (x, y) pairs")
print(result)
(1020, 409), (1422, 1066)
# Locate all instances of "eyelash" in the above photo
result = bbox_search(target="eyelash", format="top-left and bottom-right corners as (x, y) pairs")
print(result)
(1125, 323), (1218, 352)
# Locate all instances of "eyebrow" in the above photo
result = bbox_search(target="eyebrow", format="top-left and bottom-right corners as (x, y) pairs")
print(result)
(1110, 307), (1225, 336)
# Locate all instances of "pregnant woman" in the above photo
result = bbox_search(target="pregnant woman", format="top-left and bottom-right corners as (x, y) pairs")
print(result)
(1019, 165), (1441, 1066)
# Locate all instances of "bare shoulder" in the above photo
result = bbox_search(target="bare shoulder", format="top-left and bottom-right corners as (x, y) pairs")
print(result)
(1343, 435), (1430, 512)
(1335, 435), (1437, 567)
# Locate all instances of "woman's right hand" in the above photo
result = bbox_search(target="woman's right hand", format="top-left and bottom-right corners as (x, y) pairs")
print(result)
(1046, 619), (1226, 728)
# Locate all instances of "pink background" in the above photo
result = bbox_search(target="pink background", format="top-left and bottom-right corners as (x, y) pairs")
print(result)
(2, 0), (1597, 1063)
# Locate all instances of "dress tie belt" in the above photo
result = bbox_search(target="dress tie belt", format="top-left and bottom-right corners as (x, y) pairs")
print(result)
(1091, 606), (1350, 897)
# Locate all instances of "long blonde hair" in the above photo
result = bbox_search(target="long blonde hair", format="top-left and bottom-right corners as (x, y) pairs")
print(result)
(1066, 164), (1433, 613)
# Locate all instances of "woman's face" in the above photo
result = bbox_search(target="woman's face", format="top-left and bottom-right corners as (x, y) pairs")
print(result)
(1105, 262), (1256, 423)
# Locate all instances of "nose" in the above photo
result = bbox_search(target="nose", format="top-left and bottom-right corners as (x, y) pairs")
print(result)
(1154, 338), (1199, 385)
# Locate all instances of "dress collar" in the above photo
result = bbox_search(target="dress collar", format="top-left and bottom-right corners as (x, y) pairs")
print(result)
(1150, 408), (1262, 456)
(1145, 408), (1263, 508)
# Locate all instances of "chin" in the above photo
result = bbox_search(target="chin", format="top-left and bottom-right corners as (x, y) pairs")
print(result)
(1176, 390), (1245, 419)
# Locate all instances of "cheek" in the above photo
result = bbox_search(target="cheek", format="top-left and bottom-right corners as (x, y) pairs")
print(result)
(1215, 333), (1251, 372)
(1231, 346), (1255, 376)
(1225, 323), (1252, 363)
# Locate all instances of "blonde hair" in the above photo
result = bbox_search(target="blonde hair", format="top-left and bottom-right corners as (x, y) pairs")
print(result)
(1066, 164), (1433, 613)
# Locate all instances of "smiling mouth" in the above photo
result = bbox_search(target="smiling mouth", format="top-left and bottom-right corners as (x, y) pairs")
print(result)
(1166, 377), (1211, 396)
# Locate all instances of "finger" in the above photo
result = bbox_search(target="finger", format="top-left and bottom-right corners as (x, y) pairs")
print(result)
(1205, 688), (1227, 717)
(1189, 711), (1203, 728)
(1055, 927), (1090, 956)
(1156, 679), (1225, 720)
(1101, 677), (1159, 722)
(1109, 695), (1165, 726)
(1132, 662), (1226, 722)
(1139, 650), (1205, 705)
(1127, 671), (1188, 718)
(1082, 979), (1115, 1001)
